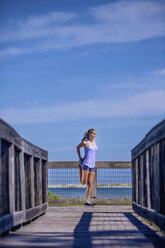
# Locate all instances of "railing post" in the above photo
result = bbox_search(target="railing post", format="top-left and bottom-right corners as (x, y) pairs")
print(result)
(140, 154), (144, 207)
(38, 159), (42, 205)
(30, 156), (35, 208)
(154, 142), (160, 212)
(9, 144), (15, 214)
(143, 151), (147, 207)
(150, 145), (154, 209)
(135, 158), (138, 204)
(91, 168), (97, 198)
(160, 139), (165, 214)
(45, 161), (48, 203)
(132, 159), (136, 203)
(146, 149), (151, 209)
(20, 151), (25, 211)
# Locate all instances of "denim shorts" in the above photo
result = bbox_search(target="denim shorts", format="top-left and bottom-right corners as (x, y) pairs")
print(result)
(81, 164), (95, 172)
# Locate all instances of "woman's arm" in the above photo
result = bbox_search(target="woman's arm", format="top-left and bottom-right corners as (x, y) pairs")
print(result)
(76, 142), (84, 160)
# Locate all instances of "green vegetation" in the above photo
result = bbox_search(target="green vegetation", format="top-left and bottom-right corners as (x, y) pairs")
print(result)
(48, 191), (60, 199)
(49, 203), (84, 206)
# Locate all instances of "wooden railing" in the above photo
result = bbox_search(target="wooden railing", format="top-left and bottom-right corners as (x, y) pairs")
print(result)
(0, 119), (48, 235)
(131, 119), (165, 231)
(48, 161), (132, 205)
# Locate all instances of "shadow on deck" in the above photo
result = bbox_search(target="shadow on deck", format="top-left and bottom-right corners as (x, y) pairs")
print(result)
(0, 206), (165, 248)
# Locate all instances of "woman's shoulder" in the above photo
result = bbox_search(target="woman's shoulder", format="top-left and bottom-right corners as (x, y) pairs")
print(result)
(82, 140), (88, 145)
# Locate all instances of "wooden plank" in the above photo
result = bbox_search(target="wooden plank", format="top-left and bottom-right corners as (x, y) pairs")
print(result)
(137, 157), (141, 205)
(143, 151), (147, 208)
(30, 156), (35, 208)
(48, 161), (131, 169)
(140, 154), (144, 207)
(96, 161), (131, 168)
(14, 146), (22, 212)
(150, 145), (154, 209)
(0, 203), (48, 235)
(0, 214), (13, 234)
(0, 119), (22, 149)
(135, 158), (138, 204)
(132, 159), (136, 203)
(152, 143), (159, 211)
(25, 202), (48, 222)
(0, 139), (10, 216)
(133, 202), (165, 232)
(155, 142), (160, 212)
(91, 168), (97, 198)
(146, 149), (151, 209)
(9, 144), (15, 214)
(132, 119), (165, 160)
(20, 151), (25, 211)
(22, 139), (48, 160)
(38, 159), (42, 205)
(13, 211), (25, 226)
(49, 198), (132, 205)
(160, 139), (165, 215)
(45, 161), (48, 203)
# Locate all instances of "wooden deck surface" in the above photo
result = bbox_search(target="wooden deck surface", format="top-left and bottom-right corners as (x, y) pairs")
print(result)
(0, 206), (165, 248)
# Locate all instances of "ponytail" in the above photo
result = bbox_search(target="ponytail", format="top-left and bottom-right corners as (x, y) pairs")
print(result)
(82, 128), (96, 141)
(82, 130), (88, 141)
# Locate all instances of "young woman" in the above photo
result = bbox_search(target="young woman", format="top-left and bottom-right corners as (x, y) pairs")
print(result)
(76, 128), (98, 207)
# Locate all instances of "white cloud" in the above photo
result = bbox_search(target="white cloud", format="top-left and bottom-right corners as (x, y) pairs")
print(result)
(98, 73), (165, 94)
(0, 47), (31, 57)
(0, 91), (165, 124)
(24, 12), (77, 27)
(91, 0), (165, 23)
(152, 68), (165, 75)
(0, 11), (77, 43)
(0, 0), (165, 57)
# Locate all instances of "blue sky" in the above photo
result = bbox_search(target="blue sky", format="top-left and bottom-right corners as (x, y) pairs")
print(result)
(0, 0), (165, 161)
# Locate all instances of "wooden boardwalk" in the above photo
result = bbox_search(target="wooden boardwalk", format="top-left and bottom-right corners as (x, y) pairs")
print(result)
(0, 206), (165, 248)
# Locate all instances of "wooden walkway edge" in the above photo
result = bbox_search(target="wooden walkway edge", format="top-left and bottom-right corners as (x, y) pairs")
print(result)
(0, 206), (165, 248)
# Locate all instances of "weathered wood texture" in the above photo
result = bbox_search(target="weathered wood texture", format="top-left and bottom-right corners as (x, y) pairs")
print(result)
(91, 169), (97, 198)
(48, 161), (131, 168)
(48, 161), (131, 205)
(131, 119), (165, 232)
(0, 119), (48, 235)
(49, 198), (132, 205)
(1, 206), (165, 247)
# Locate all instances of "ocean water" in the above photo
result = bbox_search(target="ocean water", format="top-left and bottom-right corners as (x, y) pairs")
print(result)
(48, 187), (132, 199)
(48, 168), (132, 199)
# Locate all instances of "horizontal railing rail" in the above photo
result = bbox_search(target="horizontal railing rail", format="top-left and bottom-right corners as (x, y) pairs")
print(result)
(131, 119), (165, 232)
(0, 119), (48, 235)
(48, 161), (132, 205)
(48, 161), (131, 168)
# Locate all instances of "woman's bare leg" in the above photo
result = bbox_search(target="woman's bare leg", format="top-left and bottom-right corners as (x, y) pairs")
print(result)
(85, 172), (95, 203)
(78, 167), (82, 183)
(79, 170), (89, 185)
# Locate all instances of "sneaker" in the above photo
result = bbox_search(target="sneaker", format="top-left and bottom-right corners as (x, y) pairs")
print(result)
(84, 202), (94, 207)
